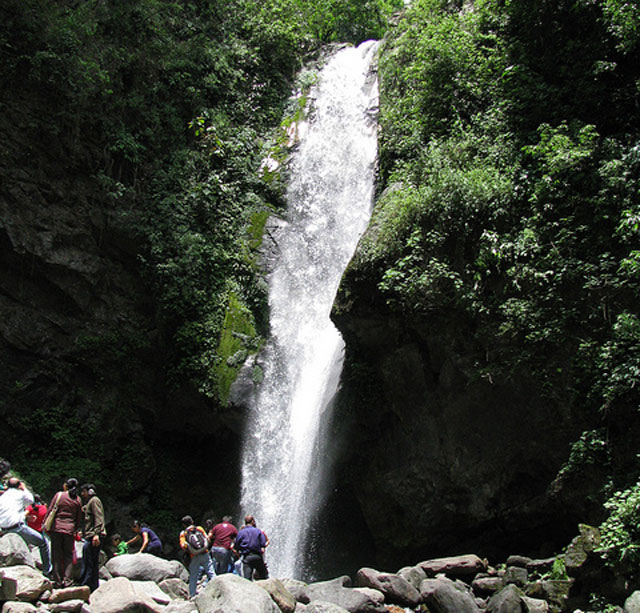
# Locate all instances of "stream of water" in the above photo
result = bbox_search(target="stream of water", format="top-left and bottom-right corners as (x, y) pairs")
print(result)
(239, 41), (380, 579)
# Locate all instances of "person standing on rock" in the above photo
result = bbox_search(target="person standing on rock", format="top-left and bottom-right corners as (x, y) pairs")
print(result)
(209, 515), (238, 574)
(46, 478), (83, 588)
(180, 515), (215, 597)
(233, 514), (268, 580)
(79, 483), (106, 592)
(0, 477), (52, 577)
(126, 520), (163, 556)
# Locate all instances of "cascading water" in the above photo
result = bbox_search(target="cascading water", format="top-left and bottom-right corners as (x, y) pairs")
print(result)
(239, 40), (380, 579)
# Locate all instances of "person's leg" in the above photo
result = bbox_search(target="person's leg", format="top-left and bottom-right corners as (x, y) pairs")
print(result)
(49, 532), (63, 585)
(79, 539), (92, 587)
(203, 552), (215, 582)
(62, 534), (75, 586)
(188, 555), (199, 597)
(224, 548), (234, 574)
(14, 524), (51, 576)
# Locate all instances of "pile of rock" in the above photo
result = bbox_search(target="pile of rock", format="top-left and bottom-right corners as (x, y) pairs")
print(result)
(1, 525), (639, 613)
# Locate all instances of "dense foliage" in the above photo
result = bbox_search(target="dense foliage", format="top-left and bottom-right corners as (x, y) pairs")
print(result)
(0, 0), (401, 405)
(348, 0), (640, 585)
(0, 0), (400, 527)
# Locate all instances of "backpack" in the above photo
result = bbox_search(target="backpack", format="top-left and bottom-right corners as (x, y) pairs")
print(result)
(185, 527), (208, 554)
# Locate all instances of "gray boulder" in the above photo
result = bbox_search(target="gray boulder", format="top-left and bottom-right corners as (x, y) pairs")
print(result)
(256, 578), (297, 613)
(356, 567), (420, 607)
(504, 566), (528, 587)
(397, 565), (427, 590)
(105, 553), (181, 583)
(0, 603), (38, 613)
(89, 576), (164, 613)
(420, 576), (481, 613)
(486, 584), (524, 613)
(0, 565), (51, 602)
(0, 534), (34, 568)
(194, 573), (280, 613)
(303, 576), (386, 613)
(524, 580), (573, 611)
(167, 559), (190, 583)
(506, 555), (532, 568)
(625, 591), (640, 613)
(304, 603), (350, 613)
(50, 600), (86, 612)
(131, 580), (173, 605)
(472, 575), (505, 595)
(521, 596), (549, 612)
(165, 602), (198, 613)
(49, 586), (91, 603)
(281, 578), (309, 604)
(159, 577), (190, 601)
(419, 555), (487, 578)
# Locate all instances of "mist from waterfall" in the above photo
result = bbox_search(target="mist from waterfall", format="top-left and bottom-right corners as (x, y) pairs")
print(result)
(239, 41), (380, 579)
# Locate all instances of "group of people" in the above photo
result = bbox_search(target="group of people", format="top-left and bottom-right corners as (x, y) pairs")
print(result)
(0, 463), (270, 599)
(179, 514), (270, 597)
(0, 476), (106, 592)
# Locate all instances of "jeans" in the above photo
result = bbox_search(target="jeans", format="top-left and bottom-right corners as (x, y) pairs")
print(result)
(188, 551), (215, 597)
(50, 532), (75, 586)
(241, 552), (268, 580)
(5, 523), (51, 576)
(80, 538), (101, 592)
(211, 546), (233, 574)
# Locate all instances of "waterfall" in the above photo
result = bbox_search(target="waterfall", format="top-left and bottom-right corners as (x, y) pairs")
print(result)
(239, 40), (380, 579)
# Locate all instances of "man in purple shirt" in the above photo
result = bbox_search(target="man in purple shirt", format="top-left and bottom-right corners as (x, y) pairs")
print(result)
(233, 515), (268, 580)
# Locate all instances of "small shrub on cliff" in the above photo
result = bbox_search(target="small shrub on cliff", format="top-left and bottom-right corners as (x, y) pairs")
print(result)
(597, 482), (640, 570)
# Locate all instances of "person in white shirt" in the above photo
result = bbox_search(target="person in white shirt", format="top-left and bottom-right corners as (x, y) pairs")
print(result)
(0, 478), (51, 576)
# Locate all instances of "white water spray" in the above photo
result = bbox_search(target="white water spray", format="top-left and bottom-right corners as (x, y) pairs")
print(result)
(240, 41), (380, 579)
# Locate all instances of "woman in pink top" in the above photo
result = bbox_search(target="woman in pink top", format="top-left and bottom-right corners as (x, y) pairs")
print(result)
(46, 478), (83, 588)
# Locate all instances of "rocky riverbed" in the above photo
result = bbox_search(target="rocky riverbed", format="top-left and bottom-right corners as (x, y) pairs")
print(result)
(0, 524), (636, 613)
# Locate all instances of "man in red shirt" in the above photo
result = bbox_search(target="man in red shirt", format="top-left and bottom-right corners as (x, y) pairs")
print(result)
(208, 515), (238, 574)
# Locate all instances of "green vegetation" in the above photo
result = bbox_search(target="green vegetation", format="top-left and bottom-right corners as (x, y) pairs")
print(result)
(0, 0), (401, 515)
(344, 0), (640, 593)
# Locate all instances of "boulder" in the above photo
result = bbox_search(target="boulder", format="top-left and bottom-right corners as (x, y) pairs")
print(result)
(0, 566), (51, 601)
(256, 578), (297, 613)
(159, 577), (190, 601)
(419, 555), (488, 577)
(524, 580), (573, 611)
(504, 567), (528, 587)
(281, 578), (309, 604)
(625, 591), (640, 613)
(397, 565), (427, 590)
(105, 553), (181, 583)
(563, 524), (601, 576)
(164, 602), (198, 613)
(0, 534), (34, 568)
(89, 576), (164, 613)
(521, 596), (549, 612)
(355, 567), (420, 607)
(506, 556), (532, 568)
(194, 573), (280, 613)
(131, 580), (173, 605)
(304, 603), (350, 613)
(49, 586), (91, 603)
(420, 576), (481, 613)
(526, 559), (556, 574)
(50, 600), (87, 612)
(486, 584), (524, 613)
(472, 575), (505, 595)
(167, 559), (190, 583)
(303, 576), (386, 613)
(0, 604), (37, 613)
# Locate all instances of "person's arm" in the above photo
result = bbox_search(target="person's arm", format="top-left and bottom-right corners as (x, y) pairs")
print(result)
(91, 498), (105, 546)
(179, 530), (188, 551)
(126, 534), (140, 546)
(139, 530), (149, 553)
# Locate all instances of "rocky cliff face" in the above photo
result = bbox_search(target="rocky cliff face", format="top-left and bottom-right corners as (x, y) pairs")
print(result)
(329, 238), (599, 567)
(0, 114), (240, 530)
